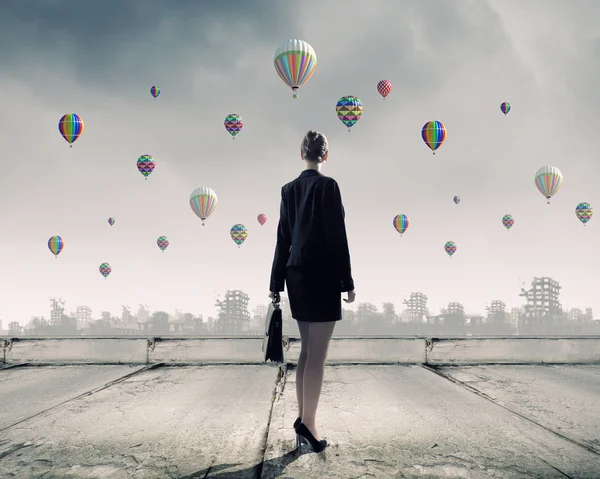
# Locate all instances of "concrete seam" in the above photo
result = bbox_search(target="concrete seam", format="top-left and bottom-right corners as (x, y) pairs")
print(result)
(420, 364), (600, 457)
(0, 362), (164, 434)
(256, 362), (288, 478)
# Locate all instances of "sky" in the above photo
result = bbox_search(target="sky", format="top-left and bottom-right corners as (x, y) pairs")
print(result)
(1, 0), (599, 324)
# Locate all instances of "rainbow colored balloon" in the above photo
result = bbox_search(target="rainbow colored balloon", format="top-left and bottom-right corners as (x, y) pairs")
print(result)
(274, 39), (317, 98)
(150, 85), (160, 99)
(444, 241), (457, 257)
(58, 113), (84, 148)
(377, 80), (392, 99)
(422, 120), (446, 154)
(257, 213), (267, 226)
(137, 155), (155, 180)
(224, 114), (243, 139)
(453, 196), (460, 204)
(534, 165), (563, 204)
(190, 186), (218, 226)
(502, 214), (514, 231)
(575, 202), (593, 226)
(336, 96), (363, 131)
(48, 236), (64, 258)
(99, 263), (111, 279)
(230, 224), (248, 247)
(108, 217), (115, 226)
(157, 236), (169, 252)
(393, 214), (409, 236)
(500, 102), (511, 115)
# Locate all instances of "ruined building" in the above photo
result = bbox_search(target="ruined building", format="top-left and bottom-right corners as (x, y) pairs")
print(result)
(215, 290), (250, 334)
(519, 277), (562, 334)
(403, 292), (429, 323)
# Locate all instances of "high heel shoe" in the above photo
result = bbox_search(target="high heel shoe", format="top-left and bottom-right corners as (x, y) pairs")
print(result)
(294, 417), (308, 447)
(295, 422), (328, 453)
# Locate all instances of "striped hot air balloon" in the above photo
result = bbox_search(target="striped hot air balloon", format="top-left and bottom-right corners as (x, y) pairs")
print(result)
(534, 165), (563, 204)
(500, 102), (511, 115)
(150, 85), (160, 99)
(274, 39), (317, 98)
(393, 214), (409, 236)
(422, 120), (446, 154)
(48, 236), (64, 258)
(190, 187), (218, 226)
(58, 113), (84, 147)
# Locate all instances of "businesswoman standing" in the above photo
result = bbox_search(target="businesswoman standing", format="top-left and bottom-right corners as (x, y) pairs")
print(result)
(269, 130), (356, 453)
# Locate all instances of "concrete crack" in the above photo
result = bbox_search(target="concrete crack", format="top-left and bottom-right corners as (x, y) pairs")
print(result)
(0, 363), (164, 434)
(420, 364), (600, 458)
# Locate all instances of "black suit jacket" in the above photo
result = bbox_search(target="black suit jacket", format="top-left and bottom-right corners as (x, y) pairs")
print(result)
(269, 169), (354, 293)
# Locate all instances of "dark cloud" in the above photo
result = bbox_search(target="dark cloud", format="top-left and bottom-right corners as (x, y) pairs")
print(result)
(0, 0), (298, 87)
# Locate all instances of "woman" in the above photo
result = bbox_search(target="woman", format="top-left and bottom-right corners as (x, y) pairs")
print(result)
(269, 130), (356, 453)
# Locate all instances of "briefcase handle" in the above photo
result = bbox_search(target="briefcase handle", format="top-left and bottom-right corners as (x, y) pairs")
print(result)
(272, 292), (281, 305)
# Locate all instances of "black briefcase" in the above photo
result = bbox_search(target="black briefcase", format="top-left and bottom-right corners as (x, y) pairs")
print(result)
(262, 293), (284, 363)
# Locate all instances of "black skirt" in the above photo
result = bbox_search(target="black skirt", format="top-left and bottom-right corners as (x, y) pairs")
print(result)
(285, 266), (342, 322)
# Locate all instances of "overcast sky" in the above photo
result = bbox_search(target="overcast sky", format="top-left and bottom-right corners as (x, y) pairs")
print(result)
(1, 0), (598, 324)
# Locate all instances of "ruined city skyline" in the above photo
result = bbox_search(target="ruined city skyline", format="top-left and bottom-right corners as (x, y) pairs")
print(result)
(2, 277), (599, 337)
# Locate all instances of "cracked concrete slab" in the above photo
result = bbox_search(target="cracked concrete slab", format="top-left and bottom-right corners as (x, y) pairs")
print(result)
(263, 365), (600, 478)
(0, 365), (281, 478)
(0, 365), (146, 430)
(436, 365), (600, 454)
(1, 364), (599, 478)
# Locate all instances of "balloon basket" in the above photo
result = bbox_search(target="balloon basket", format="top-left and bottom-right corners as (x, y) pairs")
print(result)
(70, 145), (72, 148)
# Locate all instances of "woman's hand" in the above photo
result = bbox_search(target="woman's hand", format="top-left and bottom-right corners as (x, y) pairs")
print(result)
(343, 290), (356, 303)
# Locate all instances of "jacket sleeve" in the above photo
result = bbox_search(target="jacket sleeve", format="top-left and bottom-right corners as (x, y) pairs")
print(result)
(269, 187), (291, 292)
(322, 179), (354, 292)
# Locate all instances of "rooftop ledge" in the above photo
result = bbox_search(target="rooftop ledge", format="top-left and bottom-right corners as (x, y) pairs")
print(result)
(2, 336), (600, 365)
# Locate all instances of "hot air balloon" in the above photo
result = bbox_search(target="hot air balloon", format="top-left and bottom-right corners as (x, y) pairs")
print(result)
(422, 121), (446, 154)
(58, 113), (84, 147)
(444, 241), (457, 257)
(500, 102), (511, 115)
(190, 187), (218, 226)
(257, 214), (267, 226)
(336, 96), (363, 131)
(393, 214), (409, 236)
(157, 236), (169, 252)
(150, 86), (160, 99)
(534, 165), (563, 204)
(274, 39), (317, 98)
(453, 196), (460, 205)
(575, 202), (593, 226)
(377, 80), (392, 99)
(137, 154), (155, 180)
(224, 114), (243, 139)
(230, 224), (248, 247)
(108, 217), (115, 226)
(99, 263), (111, 279)
(502, 214), (514, 231)
(48, 236), (64, 258)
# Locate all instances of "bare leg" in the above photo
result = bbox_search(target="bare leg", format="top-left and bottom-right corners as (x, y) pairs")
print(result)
(296, 320), (310, 418)
(301, 321), (336, 440)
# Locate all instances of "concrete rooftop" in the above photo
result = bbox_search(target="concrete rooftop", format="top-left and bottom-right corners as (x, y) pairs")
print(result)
(1, 336), (599, 478)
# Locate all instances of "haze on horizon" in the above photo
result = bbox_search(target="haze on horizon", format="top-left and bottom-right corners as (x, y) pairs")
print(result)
(0, 0), (598, 324)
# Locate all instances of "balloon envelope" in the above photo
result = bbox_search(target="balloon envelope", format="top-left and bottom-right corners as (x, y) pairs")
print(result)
(108, 217), (115, 226)
(453, 196), (460, 204)
(58, 113), (84, 146)
(500, 102), (511, 115)
(534, 165), (563, 201)
(336, 96), (363, 130)
(422, 121), (446, 154)
(137, 155), (155, 178)
(224, 114), (243, 138)
(257, 214), (267, 226)
(99, 263), (111, 278)
(393, 214), (409, 235)
(444, 241), (456, 256)
(274, 39), (317, 97)
(502, 214), (514, 230)
(230, 224), (248, 246)
(157, 236), (169, 251)
(575, 202), (593, 224)
(150, 85), (160, 98)
(48, 236), (64, 257)
(377, 80), (392, 98)
(190, 187), (218, 225)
